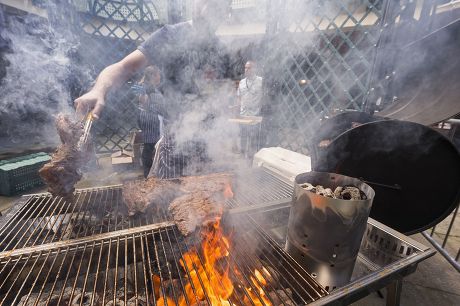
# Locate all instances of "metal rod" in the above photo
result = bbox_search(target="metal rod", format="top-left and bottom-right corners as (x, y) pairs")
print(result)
(0, 254), (26, 296)
(49, 189), (89, 243)
(442, 203), (459, 248)
(143, 231), (157, 305)
(0, 195), (50, 250)
(172, 226), (219, 306)
(150, 228), (169, 305)
(386, 279), (403, 306)
(45, 190), (85, 243)
(430, 225), (436, 237)
(132, 232), (139, 306)
(228, 230), (297, 305)
(162, 227), (192, 306)
(19, 248), (54, 305)
(68, 239), (90, 305)
(114, 236), (120, 305)
(422, 231), (460, 272)
(360, 179), (402, 191)
(124, 236), (129, 305)
(28, 196), (67, 247)
(34, 247), (63, 305)
(139, 233), (151, 306)
(0, 221), (175, 259)
(8, 195), (59, 249)
(101, 238), (113, 306)
(43, 246), (72, 305)
(6, 250), (43, 306)
(0, 196), (37, 238)
(169, 226), (203, 306)
(247, 215), (326, 299)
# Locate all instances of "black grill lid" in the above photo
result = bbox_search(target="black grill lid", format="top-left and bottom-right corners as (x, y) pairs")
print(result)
(314, 120), (460, 235)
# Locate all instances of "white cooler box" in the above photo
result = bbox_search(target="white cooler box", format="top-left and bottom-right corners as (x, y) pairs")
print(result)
(252, 147), (311, 182)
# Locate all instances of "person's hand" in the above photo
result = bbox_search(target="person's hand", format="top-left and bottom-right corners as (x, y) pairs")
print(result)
(74, 89), (105, 119)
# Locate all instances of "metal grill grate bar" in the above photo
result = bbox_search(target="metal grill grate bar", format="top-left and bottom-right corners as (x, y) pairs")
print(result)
(0, 219), (326, 305)
(0, 169), (294, 253)
(0, 186), (171, 252)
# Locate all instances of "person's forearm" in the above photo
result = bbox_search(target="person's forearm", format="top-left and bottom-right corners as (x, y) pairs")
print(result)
(91, 62), (133, 97)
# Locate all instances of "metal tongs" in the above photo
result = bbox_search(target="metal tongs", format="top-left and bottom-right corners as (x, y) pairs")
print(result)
(77, 112), (94, 151)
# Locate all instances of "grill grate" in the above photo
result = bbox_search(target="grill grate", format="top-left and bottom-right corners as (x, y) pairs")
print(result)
(0, 186), (166, 253)
(229, 169), (294, 208)
(0, 170), (293, 253)
(0, 219), (326, 305)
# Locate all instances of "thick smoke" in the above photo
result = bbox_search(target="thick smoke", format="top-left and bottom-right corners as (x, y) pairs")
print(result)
(0, 11), (89, 147)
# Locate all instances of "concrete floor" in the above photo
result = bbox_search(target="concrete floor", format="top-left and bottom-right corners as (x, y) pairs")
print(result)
(0, 156), (459, 305)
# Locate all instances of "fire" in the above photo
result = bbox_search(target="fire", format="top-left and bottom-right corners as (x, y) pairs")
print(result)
(154, 184), (272, 306)
(154, 219), (233, 306)
(243, 269), (272, 306)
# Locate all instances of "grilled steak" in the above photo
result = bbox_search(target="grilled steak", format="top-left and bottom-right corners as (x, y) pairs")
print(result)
(122, 177), (182, 216)
(179, 173), (232, 194)
(168, 191), (224, 236)
(122, 173), (232, 234)
(39, 114), (88, 197)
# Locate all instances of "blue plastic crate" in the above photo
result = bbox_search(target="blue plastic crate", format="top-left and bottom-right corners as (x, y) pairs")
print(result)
(0, 152), (51, 196)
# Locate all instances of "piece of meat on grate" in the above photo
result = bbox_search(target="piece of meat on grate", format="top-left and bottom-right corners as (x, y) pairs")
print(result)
(169, 191), (224, 236)
(179, 173), (232, 194)
(39, 114), (90, 197)
(122, 177), (182, 216)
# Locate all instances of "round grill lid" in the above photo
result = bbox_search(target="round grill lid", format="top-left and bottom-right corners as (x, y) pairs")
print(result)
(312, 111), (383, 147)
(315, 120), (460, 234)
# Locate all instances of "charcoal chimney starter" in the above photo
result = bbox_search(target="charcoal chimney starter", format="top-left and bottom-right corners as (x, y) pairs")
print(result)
(285, 171), (375, 290)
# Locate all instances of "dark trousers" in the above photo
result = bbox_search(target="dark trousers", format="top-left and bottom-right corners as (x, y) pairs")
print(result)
(141, 143), (156, 178)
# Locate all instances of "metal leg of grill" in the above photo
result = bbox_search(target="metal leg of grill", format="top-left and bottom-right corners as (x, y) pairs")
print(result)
(386, 279), (402, 306)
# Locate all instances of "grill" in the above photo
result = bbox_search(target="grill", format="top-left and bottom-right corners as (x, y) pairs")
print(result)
(0, 218), (325, 305)
(0, 169), (292, 253)
(0, 168), (434, 305)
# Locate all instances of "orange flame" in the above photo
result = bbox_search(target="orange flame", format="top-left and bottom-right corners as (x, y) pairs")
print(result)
(242, 269), (272, 306)
(154, 184), (271, 306)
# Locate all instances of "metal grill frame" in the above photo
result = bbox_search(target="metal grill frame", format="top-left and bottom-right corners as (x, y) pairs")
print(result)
(0, 168), (435, 305)
(0, 218), (326, 306)
(0, 169), (293, 253)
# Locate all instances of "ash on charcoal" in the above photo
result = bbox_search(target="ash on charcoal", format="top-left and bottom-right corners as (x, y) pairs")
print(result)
(300, 183), (366, 200)
(18, 287), (82, 306)
(105, 298), (125, 306)
(269, 288), (295, 306)
(39, 114), (92, 197)
(71, 291), (99, 306)
(127, 296), (147, 306)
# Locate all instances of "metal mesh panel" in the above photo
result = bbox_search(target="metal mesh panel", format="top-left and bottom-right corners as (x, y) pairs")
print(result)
(263, 0), (386, 154)
(232, 0), (258, 9)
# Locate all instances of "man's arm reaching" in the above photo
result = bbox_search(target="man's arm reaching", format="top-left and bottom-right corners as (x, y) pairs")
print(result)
(74, 50), (148, 119)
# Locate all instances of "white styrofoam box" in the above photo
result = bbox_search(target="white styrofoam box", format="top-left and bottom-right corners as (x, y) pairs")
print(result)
(252, 147), (311, 182)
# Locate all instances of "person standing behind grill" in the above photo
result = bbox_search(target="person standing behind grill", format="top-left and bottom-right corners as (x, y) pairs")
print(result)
(237, 61), (263, 158)
(238, 61), (263, 117)
(137, 66), (167, 178)
(74, 0), (232, 177)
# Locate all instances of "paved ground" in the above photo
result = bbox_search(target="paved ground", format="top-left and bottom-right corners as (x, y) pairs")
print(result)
(0, 156), (458, 305)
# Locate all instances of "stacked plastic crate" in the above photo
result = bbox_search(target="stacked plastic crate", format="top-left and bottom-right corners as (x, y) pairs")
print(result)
(0, 152), (50, 196)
